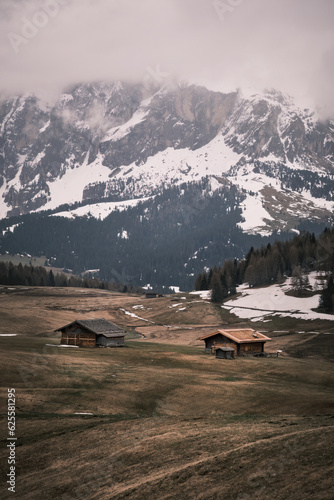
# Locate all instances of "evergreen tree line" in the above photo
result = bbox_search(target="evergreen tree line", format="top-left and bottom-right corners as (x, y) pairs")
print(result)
(0, 178), (331, 292)
(0, 180), (267, 291)
(0, 261), (141, 293)
(195, 228), (334, 311)
(319, 275), (334, 313)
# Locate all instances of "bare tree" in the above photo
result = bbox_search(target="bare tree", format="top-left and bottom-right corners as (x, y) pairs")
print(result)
(291, 266), (310, 296)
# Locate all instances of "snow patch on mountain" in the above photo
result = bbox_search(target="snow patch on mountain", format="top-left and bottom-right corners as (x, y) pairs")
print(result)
(238, 193), (274, 236)
(101, 97), (153, 143)
(51, 196), (152, 220)
(107, 133), (242, 198)
(0, 170), (23, 219)
(39, 120), (50, 133)
(118, 230), (129, 239)
(40, 156), (111, 211)
(0, 82), (333, 233)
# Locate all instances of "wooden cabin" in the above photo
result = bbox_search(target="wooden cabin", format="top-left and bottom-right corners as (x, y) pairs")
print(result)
(55, 319), (125, 347)
(201, 329), (271, 357)
(145, 292), (158, 299)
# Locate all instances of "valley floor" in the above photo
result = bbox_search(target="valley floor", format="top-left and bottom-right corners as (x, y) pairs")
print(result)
(0, 286), (333, 499)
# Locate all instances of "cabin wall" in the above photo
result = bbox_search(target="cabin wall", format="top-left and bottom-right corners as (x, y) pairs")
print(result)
(96, 335), (125, 347)
(205, 333), (225, 350)
(216, 350), (234, 359)
(239, 342), (264, 354)
(214, 335), (238, 354)
(60, 326), (96, 347)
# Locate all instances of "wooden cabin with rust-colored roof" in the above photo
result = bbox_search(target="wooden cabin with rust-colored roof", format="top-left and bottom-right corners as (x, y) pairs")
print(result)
(55, 319), (125, 347)
(201, 329), (271, 357)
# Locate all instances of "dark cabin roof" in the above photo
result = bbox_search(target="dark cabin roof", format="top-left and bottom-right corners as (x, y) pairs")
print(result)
(55, 319), (124, 338)
(200, 329), (271, 344)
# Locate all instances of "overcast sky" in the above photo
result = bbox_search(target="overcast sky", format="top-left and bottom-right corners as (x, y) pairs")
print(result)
(1, 0), (333, 116)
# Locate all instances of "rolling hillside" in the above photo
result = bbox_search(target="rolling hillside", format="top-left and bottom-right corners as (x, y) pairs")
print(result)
(0, 285), (333, 499)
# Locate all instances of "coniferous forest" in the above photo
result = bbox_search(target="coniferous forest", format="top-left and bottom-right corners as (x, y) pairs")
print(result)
(1, 221), (333, 312)
(0, 261), (143, 293)
(0, 180), (332, 293)
(195, 228), (334, 313)
(0, 180), (262, 291)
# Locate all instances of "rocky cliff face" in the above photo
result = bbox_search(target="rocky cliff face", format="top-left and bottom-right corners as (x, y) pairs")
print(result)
(0, 82), (333, 233)
(222, 89), (333, 169)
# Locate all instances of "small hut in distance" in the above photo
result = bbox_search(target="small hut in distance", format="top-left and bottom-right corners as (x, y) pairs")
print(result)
(55, 319), (125, 347)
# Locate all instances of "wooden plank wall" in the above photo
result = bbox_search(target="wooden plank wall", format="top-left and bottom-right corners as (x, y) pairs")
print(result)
(239, 343), (263, 353)
(61, 328), (96, 347)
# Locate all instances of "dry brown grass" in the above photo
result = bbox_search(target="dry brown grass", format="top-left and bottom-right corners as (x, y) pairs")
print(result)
(0, 287), (334, 499)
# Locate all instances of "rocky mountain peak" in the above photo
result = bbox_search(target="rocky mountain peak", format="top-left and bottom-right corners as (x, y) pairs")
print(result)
(0, 81), (333, 234)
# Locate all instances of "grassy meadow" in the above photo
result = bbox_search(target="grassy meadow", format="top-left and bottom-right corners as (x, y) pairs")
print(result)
(0, 286), (333, 499)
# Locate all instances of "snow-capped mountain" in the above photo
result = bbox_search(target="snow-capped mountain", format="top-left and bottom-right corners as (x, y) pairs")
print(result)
(0, 81), (333, 235)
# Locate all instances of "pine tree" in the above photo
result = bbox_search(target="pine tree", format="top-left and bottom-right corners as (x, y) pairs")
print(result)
(319, 275), (334, 313)
(201, 273), (208, 290)
(211, 272), (223, 303)
(207, 268), (213, 289)
(49, 270), (56, 287)
(194, 273), (202, 291)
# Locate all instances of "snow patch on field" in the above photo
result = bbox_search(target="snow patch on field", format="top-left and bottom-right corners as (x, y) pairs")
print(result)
(222, 273), (333, 321)
(189, 290), (212, 300)
(46, 344), (79, 348)
(120, 308), (155, 324)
